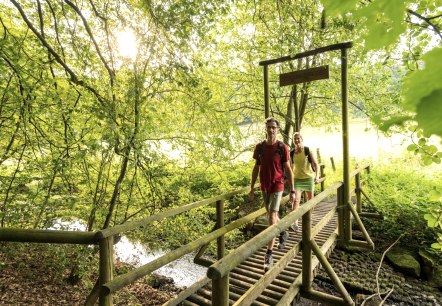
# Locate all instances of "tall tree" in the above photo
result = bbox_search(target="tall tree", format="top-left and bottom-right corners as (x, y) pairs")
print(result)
(0, 0), (234, 229)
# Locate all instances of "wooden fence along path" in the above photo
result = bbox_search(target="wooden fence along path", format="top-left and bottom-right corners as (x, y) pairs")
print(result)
(181, 197), (339, 306)
(0, 164), (374, 306)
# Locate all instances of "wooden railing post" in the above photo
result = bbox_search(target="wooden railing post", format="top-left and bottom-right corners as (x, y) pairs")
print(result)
(301, 209), (312, 292)
(320, 164), (325, 192)
(99, 236), (114, 306)
(341, 47), (352, 245)
(212, 199), (229, 305)
(216, 200), (225, 259)
(337, 185), (345, 242)
(355, 173), (362, 213)
(330, 157), (336, 172)
(316, 148), (322, 164)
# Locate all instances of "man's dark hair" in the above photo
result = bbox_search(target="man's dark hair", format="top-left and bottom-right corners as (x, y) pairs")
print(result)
(265, 117), (280, 127)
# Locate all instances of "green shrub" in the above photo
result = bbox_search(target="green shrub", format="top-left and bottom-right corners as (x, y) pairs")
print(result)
(363, 155), (442, 260)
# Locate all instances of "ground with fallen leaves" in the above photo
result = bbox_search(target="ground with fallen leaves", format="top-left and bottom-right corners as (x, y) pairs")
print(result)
(0, 243), (180, 306)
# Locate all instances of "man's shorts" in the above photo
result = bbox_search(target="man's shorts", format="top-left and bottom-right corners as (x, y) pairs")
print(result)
(262, 191), (283, 212)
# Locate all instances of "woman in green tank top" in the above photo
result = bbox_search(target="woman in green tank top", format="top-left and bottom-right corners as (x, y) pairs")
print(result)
(289, 132), (319, 231)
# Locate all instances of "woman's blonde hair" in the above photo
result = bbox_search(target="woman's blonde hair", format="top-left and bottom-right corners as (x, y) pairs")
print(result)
(293, 132), (303, 140)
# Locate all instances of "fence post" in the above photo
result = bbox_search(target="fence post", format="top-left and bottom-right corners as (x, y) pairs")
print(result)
(355, 173), (362, 213)
(99, 236), (114, 306)
(216, 200), (225, 259)
(330, 157), (336, 172)
(320, 164), (325, 192)
(301, 209), (312, 292)
(337, 185), (345, 243)
(212, 200), (229, 305)
(316, 148), (322, 164)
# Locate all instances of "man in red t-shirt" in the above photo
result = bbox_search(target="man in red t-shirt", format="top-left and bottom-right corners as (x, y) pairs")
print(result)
(249, 117), (295, 272)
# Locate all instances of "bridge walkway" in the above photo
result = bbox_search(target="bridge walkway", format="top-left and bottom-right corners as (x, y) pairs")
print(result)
(183, 196), (339, 305)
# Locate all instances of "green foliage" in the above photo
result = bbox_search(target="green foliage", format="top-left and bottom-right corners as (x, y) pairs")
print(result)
(136, 161), (252, 251)
(403, 125), (442, 166)
(321, 0), (442, 162)
(0, 0), (245, 231)
(364, 157), (442, 255)
(424, 189), (442, 250)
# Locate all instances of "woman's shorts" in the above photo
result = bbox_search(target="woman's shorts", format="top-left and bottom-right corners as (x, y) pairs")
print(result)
(294, 177), (314, 192)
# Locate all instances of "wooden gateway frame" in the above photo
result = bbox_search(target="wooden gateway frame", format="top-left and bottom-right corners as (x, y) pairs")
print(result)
(260, 41), (361, 246)
(258, 42), (375, 303)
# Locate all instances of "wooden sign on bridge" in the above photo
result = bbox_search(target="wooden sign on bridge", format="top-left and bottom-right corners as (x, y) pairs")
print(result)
(279, 65), (329, 86)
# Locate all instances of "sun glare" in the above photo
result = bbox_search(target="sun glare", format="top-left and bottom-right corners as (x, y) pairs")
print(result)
(116, 30), (137, 60)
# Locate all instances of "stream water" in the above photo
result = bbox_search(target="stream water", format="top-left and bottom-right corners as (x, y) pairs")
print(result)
(113, 236), (207, 287)
(50, 220), (207, 288)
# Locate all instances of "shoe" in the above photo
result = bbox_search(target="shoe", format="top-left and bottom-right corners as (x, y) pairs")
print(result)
(290, 223), (299, 232)
(264, 253), (273, 272)
(278, 230), (289, 249)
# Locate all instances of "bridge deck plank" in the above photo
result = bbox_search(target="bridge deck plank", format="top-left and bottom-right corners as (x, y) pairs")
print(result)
(184, 196), (339, 305)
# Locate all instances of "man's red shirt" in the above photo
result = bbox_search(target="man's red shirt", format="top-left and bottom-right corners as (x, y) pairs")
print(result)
(253, 141), (289, 193)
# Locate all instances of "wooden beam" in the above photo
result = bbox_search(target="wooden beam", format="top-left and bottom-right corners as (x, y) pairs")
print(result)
(279, 66), (329, 86)
(97, 184), (258, 239)
(103, 207), (266, 294)
(277, 232), (339, 305)
(207, 182), (343, 281)
(259, 42), (352, 66)
(310, 239), (354, 305)
(0, 228), (97, 244)
(163, 277), (211, 306)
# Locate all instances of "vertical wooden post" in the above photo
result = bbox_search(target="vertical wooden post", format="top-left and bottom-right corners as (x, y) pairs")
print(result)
(301, 210), (312, 292)
(320, 164), (325, 192)
(264, 65), (270, 118)
(337, 185), (345, 242)
(330, 157), (336, 172)
(212, 200), (229, 306)
(341, 47), (351, 243)
(216, 200), (225, 259)
(99, 236), (114, 306)
(316, 148), (322, 164)
(294, 85), (299, 132)
(355, 173), (362, 213)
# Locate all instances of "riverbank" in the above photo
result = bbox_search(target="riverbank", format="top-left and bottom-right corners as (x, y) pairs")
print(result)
(307, 233), (442, 306)
(1, 236), (441, 305)
(0, 242), (180, 305)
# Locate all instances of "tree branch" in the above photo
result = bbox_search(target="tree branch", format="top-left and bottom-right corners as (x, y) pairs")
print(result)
(63, 0), (115, 80)
(407, 9), (442, 40)
(9, 0), (108, 106)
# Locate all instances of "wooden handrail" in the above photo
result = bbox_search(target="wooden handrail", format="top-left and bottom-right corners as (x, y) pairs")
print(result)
(102, 207), (266, 294)
(207, 181), (343, 280)
(0, 228), (97, 244)
(349, 163), (370, 178)
(96, 185), (257, 239)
